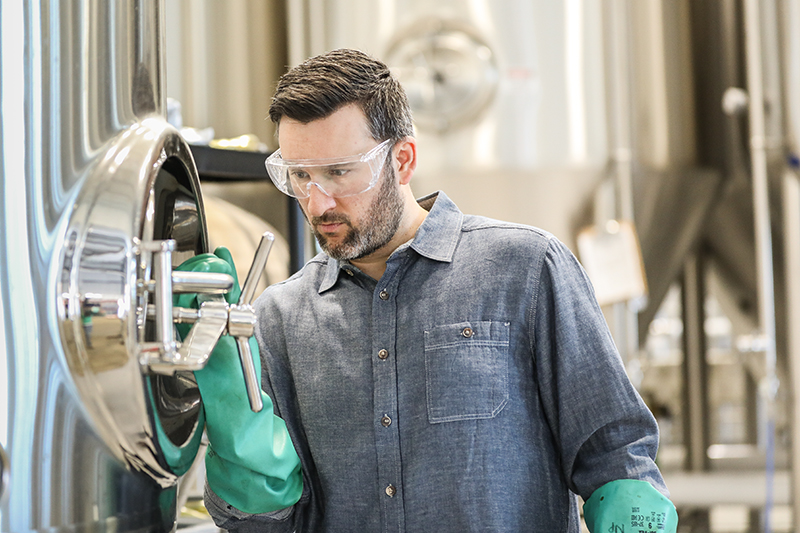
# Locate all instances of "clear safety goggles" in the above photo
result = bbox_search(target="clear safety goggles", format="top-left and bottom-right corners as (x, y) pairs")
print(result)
(265, 139), (393, 199)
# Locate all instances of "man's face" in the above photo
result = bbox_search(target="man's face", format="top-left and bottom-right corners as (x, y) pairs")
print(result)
(278, 105), (405, 261)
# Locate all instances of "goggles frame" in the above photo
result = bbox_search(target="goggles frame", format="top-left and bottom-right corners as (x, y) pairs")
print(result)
(265, 139), (394, 199)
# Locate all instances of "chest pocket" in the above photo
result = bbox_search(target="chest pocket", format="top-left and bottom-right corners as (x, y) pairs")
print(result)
(424, 321), (510, 423)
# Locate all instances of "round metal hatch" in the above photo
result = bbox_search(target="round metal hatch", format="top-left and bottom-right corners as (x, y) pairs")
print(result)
(57, 117), (207, 486)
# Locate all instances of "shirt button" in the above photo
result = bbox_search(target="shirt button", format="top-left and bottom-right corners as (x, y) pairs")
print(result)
(381, 415), (392, 427)
(379, 290), (389, 300)
(461, 327), (474, 338)
(344, 269), (354, 276)
(378, 349), (389, 360)
(385, 484), (396, 497)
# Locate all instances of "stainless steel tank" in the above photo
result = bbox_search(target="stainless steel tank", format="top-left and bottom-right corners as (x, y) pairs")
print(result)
(0, 1), (268, 531)
(1, 1), (197, 530)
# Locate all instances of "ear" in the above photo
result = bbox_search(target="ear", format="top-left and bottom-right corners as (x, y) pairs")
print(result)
(394, 137), (417, 185)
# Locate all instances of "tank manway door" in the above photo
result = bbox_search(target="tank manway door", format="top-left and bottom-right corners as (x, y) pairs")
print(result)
(56, 117), (269, 486)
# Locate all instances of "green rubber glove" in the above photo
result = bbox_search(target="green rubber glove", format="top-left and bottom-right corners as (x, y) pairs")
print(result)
(583, 479), (678, 533)
(175, 248), (303, 514)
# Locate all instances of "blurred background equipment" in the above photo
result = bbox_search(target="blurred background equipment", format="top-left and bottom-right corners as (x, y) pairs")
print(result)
(163, 1), (800, 531)
(5, 0), (800, 531)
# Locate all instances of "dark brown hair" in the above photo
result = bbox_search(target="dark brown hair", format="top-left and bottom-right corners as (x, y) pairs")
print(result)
(269, 49), (413, 142)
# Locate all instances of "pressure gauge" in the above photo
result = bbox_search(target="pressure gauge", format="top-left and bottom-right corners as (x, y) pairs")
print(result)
(386, 19), (499, 133)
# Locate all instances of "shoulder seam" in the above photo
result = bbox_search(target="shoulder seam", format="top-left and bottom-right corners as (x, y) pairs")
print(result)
(460, 219), (552, 239)
(268, 256), (329, 288)
(527, 237), (554, 355)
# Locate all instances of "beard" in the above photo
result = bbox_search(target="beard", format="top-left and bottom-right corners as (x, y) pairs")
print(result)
(309, 167), (405, 261)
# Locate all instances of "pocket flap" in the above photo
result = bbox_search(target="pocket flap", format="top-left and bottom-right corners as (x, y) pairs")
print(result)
(424, 321), (510, 423)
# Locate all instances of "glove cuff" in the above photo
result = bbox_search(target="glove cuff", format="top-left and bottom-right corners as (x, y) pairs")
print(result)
(583, 479), (677, 533)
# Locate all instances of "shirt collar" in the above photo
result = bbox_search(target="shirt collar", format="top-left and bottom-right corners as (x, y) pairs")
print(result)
(409, 191), (463, 262)
(319, 257), (343, 293)
(318, 191), (463, 293)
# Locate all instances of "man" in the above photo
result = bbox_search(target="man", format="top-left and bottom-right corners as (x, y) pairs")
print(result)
(190, 48), (677, 532)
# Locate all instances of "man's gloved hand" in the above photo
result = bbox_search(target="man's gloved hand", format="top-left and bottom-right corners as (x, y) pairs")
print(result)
(583, 479), (678, 533)
(175, 248), (303, 514)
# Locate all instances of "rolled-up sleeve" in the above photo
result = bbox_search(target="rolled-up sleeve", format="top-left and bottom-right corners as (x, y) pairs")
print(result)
(530, 238), (667, 500)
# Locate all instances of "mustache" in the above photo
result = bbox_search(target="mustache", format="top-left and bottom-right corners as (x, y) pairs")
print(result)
(311, 213), (351, 226)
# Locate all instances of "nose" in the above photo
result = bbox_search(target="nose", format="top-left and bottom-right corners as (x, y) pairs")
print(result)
(304, 183), (337, 217)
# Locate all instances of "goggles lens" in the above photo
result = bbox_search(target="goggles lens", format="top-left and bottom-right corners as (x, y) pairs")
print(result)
(265, 139), (393, 198)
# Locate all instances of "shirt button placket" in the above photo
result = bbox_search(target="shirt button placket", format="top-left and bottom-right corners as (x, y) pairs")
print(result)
(374, 277), (405, 529)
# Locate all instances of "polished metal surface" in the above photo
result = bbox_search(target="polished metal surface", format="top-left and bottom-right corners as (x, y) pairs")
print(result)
(239, 232), (275, 307)
(143, 232), (274, 413)
(172, 271), (234, 294)
(137, 231), (274, 414)
(0, 443), (7, 505)
(56, 117), (207, 487)
(148, 300), (228, 375)
(231, 231), (276, 412)
(0, 0), (218, 531)
(153, 239), (180, 362)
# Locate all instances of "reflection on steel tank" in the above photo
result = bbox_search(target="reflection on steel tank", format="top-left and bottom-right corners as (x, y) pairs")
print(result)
(0, 2), (282, 530)
(204, 195), (291, 290)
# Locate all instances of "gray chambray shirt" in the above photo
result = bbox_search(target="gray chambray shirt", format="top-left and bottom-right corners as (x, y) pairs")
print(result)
(206, 191), (667, 532)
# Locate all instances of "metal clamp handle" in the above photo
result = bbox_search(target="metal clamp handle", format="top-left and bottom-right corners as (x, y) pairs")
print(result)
(137, 239), (180, 362)
(239, 232), (275, 307)
(138, 233), (274, 413)
(230, 231), (275, 413)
